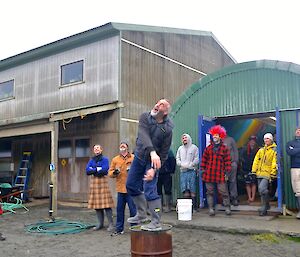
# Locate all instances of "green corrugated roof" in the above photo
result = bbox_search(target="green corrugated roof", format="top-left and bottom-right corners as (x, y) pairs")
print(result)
(0, 22), (224, 72)
(171, 59), (300, 118)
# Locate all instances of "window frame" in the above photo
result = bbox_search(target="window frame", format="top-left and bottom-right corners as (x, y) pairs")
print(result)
(59, 60), (84, 87)
(0, 79), (14, 102)
(75, 138), (90, 158)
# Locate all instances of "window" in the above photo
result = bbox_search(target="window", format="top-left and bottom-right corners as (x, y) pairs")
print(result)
(0, 80), (14, 100)
(61, 60), (83, 86)
(75, 139), (90, 157)
(0, 140), (12, 158)
(58, 140), (72, 158)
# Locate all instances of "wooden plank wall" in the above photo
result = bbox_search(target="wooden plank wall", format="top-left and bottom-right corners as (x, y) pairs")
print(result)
(120, 30), (235, 147)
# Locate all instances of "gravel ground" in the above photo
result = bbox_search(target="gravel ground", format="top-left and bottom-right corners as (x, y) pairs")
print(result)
(1, 204), (300, 257)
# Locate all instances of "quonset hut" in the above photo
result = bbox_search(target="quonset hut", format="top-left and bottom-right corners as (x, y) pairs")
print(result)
(171, 60), (300, 211)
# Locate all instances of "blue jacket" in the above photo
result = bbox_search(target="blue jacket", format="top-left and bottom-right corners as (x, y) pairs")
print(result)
(135, 112), (174, 165)
(286, 138), (300, 168)
(86, 154), (109, 177)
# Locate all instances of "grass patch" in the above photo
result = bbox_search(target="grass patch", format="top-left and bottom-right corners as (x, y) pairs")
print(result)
(287, 236), (300, 243)
(251, 233), (281, 243)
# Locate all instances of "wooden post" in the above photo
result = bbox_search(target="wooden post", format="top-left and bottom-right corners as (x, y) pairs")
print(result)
(50, 121), (58, 216)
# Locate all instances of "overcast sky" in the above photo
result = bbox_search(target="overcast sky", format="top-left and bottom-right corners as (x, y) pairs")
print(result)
(2, 0), (300, 65)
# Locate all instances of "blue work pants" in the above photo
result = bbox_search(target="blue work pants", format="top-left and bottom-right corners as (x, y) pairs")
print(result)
(115, 192), (136, 232)
(126, 156), (159, 201)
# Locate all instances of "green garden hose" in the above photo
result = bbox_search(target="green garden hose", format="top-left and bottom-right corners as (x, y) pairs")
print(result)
(0, 197), (29, 214)
(25, 219), (94, 235)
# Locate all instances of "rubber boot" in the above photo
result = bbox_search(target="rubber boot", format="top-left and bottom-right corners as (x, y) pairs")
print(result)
(164, 195), (172, 213)
(105, 208), (114, 232)
(207, 195), (215, 216)
(223, 197), (231, 216)
(141, 199), (162, 231)
(94, 209), (104, 230)
(159, 194), (164, 212)
(296, 197), (300, 219)
(258, 194), (269, 216)
(127, 194), (149, 224)
(192, 197), (199, 212)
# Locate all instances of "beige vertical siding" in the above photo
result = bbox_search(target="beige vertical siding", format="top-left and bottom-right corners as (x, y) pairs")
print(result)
(0, 36), (120, 122)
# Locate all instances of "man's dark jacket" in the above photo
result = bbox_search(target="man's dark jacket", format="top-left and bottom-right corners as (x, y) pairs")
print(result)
(135, 112), (174, 165)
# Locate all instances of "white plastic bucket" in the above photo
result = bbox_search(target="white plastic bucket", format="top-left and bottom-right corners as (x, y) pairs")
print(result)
(176, 199), (193, 221)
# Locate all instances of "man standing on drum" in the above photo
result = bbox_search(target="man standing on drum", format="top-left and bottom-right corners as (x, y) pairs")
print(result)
(126, 99), (174, 231)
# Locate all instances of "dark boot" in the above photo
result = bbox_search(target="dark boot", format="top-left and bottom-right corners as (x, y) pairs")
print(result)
(258, 194), (269, 216)
(296, 197), (300, 219)
(192, 197), (199, 212)
(105, 208), (114, 232)
(207, 195), (215, 216)
(94, 209), (104, 230)
(164, 195), (172, 213)
(127, 194), (149, 224)
(141, 199), (162, 231)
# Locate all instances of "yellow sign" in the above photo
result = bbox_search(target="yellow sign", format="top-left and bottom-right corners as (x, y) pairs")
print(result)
(61, 159), (67, 167)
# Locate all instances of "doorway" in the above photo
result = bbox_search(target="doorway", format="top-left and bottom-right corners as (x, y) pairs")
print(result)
(198, 111), (280, 212)
(57, 138), (90, 202)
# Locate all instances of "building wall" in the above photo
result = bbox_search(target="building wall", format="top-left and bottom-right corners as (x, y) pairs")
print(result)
(0, 27), (237, 202)
(119, 31), (235, 147)
(281, 110), (298, 209)
(0, 36), (120, 124)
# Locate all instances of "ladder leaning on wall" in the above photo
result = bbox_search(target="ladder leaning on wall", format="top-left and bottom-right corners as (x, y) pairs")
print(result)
(13, 151), (32, 201)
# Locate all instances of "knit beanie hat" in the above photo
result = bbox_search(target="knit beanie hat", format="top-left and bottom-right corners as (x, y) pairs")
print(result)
(263, 133), (273, 141)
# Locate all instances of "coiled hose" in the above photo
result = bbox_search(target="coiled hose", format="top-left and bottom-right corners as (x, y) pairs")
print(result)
(25, 219), (94, 235)
(0, 197), (29, 214)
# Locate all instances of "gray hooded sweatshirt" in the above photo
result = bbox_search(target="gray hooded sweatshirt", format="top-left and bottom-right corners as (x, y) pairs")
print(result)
(176, 134), (199, 172)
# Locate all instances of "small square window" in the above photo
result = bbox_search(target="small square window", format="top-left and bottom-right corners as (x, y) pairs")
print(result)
(58, 140), (72, 158)
(61, 60), (83, 86)
(0, 80), (14, 100)
(75, 139), (90, 157)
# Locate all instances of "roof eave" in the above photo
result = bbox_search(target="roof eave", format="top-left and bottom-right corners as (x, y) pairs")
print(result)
(0, 22), (119, 71)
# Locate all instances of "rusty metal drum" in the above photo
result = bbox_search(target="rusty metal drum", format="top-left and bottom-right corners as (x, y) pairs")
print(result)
(130, 224), (173, 257)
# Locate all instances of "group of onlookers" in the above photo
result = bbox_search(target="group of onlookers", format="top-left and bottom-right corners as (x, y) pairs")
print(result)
(84, 100), (300, 238)
(177, 126), (300, 219)
(84, 117), (300, 237)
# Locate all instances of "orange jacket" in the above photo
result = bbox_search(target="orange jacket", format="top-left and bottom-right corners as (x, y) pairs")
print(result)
(108, 153), (134, 193)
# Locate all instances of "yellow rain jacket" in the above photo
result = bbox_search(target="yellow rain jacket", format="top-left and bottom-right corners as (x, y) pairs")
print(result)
(252, 143), (277, 179)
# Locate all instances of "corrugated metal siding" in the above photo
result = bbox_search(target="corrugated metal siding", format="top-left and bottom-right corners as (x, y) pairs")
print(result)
(173, 60), (300, 119)
(120, 30), (235, 120)
(281, 110), (297, 209)
(0, 36), (120, 123)
(120, 30), (235, 148)
(172, 60), (300, 208)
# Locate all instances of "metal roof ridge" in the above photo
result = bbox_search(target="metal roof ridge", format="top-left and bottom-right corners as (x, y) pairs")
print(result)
(111, 22), (212, 35)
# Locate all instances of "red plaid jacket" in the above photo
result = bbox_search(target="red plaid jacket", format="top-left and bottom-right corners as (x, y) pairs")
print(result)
(201, 142), (231, 183)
